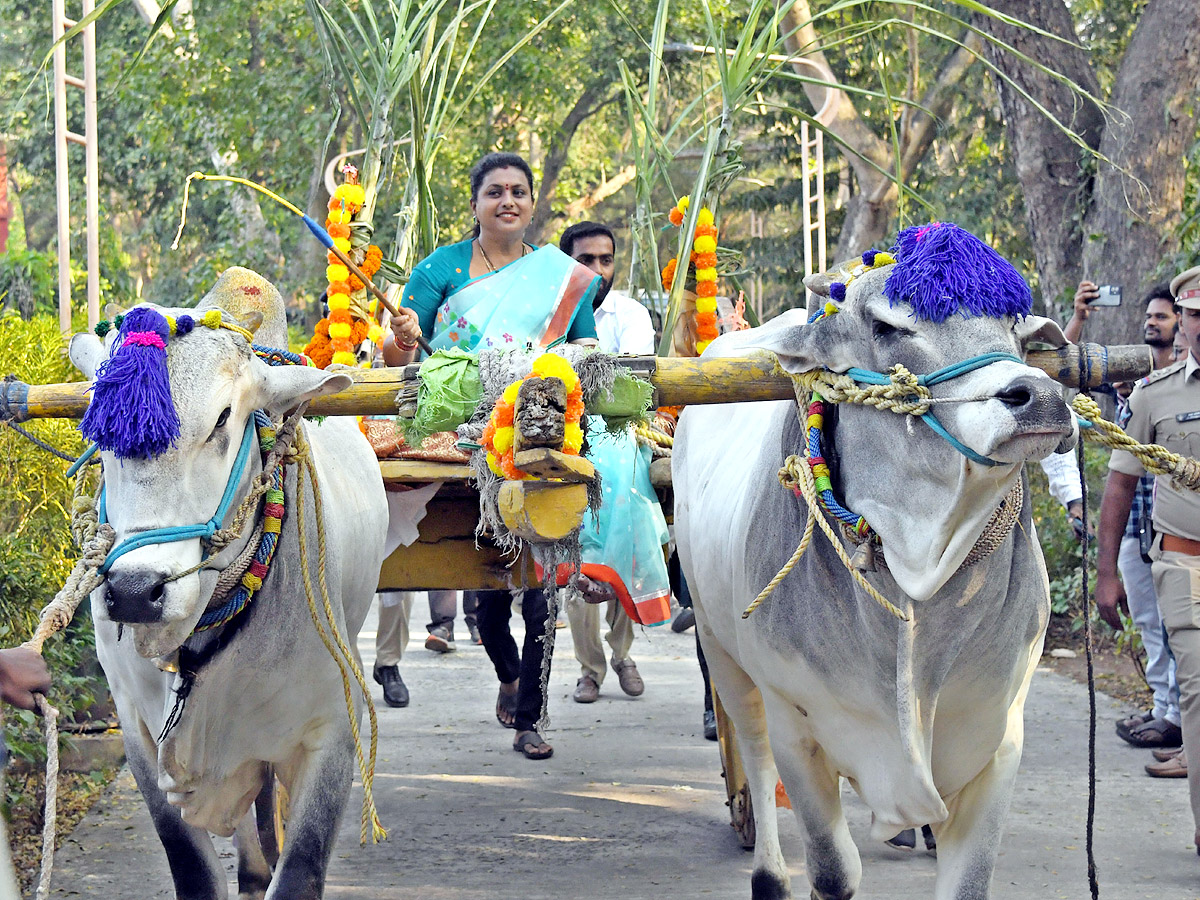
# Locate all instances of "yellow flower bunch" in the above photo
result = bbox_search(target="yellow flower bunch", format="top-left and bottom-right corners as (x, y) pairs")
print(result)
(482, 354), (586, 480)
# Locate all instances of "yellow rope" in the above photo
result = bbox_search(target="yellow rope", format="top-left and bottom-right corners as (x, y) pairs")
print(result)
(172, 172), (305, 250)
(743, 455), (908, 621)
(292, 428), (386, 844)
(1073, 394), (1200, 491)
(633, 422), (674, 448)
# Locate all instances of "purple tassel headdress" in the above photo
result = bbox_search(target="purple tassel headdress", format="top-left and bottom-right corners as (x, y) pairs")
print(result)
(80, 306), (180, 459)
(883, 222), (1031, 323)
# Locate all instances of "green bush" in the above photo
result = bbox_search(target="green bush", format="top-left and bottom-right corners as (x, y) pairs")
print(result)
(0, 249), (58, 319)
(0, 311), (106, 763)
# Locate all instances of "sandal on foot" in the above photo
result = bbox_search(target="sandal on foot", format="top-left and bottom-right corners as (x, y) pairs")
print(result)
(513, 730), (553, 760)
(496, 688), (518, 729)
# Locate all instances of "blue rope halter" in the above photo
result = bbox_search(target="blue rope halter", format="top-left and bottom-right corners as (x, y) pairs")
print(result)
(97, 416), (259, 575)
(94, 343), (308, 576)
(844, 351), (1025, 467)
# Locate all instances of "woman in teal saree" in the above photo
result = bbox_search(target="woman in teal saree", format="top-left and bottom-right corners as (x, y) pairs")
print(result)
(384, 153), (599, 761)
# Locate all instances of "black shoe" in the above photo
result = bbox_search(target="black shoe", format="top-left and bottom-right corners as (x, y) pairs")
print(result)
(703, 708), (718, 741)
(373, 665), (409, 708)
(425, 624), (456, 653)
(885, 829), (917, 851)
(672, 607), (696, 633)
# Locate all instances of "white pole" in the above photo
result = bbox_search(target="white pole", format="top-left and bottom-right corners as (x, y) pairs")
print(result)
(83, 0), (100, 329)
(815, 130), (826, 275)
(52, 0), (72, 333)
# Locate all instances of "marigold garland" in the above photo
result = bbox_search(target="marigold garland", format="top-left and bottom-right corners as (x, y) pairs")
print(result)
(305, 174), (383, 368)
(660, 198), (722, 354)
(482, 354), (585, 480)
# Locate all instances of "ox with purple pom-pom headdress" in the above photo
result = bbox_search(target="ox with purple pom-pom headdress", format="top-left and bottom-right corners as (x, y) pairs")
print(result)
(884, 222), (1032, 323)
(80, 306), (181, 459)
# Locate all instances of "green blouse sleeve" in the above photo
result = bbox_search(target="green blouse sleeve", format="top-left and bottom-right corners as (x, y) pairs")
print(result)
(401, 241), (474, 338)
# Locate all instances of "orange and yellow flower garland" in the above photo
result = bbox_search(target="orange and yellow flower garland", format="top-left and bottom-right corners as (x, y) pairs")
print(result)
(661, 196), (721, 354)
(481, 354), (585, 481)
(304, 177), (386, 368)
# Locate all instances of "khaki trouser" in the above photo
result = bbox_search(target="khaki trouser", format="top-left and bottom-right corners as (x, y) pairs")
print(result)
(374, 591), (413, 668)
(566, 591), (634, 685)
(1151, 546), (1200, 834)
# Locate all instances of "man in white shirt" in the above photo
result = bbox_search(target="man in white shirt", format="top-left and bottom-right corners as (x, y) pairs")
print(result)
(559, 222), (659, 702)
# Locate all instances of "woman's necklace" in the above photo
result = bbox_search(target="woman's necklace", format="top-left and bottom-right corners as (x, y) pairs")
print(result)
(476, 238), (527, 273)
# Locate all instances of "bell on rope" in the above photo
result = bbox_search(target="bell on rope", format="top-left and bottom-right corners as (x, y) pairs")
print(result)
(154, 650), (181, 673)
(850, 540), (877, 572)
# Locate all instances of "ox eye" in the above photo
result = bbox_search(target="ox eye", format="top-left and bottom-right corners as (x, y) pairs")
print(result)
(215, 407), (231, 429)
(872, 319), (910, 340)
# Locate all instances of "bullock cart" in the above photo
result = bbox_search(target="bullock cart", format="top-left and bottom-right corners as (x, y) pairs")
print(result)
(4, 340), (1151, 860)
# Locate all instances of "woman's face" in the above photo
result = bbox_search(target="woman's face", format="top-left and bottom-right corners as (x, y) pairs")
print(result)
(470, 166), (533, 241)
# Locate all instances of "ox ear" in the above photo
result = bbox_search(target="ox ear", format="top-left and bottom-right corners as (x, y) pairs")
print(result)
(707, 308), (861, 376)
(69, 333), (107, 379)
(256, 365), (353, 416)
(1014, 314), (1068, 351)
(803, 271), (836, 298)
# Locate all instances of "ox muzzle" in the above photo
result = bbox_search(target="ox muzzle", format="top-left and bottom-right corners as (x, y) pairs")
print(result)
(104, 568), (169, 624)
(994, 373), (1075, 437)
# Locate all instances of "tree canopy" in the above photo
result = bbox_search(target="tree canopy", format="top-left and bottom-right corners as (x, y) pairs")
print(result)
(1, 0), (1196, 341)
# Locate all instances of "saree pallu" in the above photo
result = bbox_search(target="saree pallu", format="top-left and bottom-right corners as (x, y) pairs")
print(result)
(560, 419), (672, 626)
(430, 245), (598, 352)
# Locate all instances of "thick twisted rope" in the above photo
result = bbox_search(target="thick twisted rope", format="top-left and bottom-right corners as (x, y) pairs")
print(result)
(12, 472), (112, 900)
(291, 426), (385, 844)
(1073, 394), (1200, 491)
(742, 455), (908, 621)
(633, 422), (674, 448)
(793, 366), (934, 417)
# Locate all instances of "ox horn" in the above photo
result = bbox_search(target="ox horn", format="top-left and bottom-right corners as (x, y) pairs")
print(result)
(237, 310), (265, 336)
(802, 255), (866, 299)
(104, 301), (129, 322)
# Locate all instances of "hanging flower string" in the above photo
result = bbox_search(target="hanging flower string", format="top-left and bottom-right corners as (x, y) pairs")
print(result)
(481, 354), (585, 481)
(661, 196), (721, 355)
(304, 173), (385, 369)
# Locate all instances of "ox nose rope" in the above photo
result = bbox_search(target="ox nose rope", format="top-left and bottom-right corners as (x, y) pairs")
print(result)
(837, 351), (1026, 467)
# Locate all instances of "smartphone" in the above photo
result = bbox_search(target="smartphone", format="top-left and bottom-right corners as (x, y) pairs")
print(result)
(1089, 284), (1122, 307)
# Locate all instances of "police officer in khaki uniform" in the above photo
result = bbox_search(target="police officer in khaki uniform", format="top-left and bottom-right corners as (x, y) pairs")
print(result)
(1097, 264), (1200, 852)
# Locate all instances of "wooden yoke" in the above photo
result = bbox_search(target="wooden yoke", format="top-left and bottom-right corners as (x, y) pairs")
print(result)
(5, 343), (1153, 422)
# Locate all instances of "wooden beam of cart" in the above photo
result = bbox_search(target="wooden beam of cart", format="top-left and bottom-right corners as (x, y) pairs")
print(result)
(1, 342), (1151, 422)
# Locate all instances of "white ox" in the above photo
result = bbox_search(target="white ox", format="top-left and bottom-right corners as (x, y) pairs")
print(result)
(673, 263), (1076, 900)
(69, 269), (386, 900)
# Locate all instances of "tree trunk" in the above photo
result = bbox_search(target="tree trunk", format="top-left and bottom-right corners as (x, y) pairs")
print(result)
(1080, 0), (1200, 344)
(527, 81), (612, 244)
(780, 0), (894, 259)
(779, 1), (981, 262)
(974, 0), (1105, 314)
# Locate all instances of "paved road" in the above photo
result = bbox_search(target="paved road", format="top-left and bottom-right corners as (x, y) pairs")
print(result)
(49, 603), (1197, 899)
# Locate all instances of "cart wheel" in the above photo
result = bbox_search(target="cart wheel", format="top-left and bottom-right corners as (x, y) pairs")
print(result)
(713, 686), (756, 850)
(255, 767), (289, 867)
